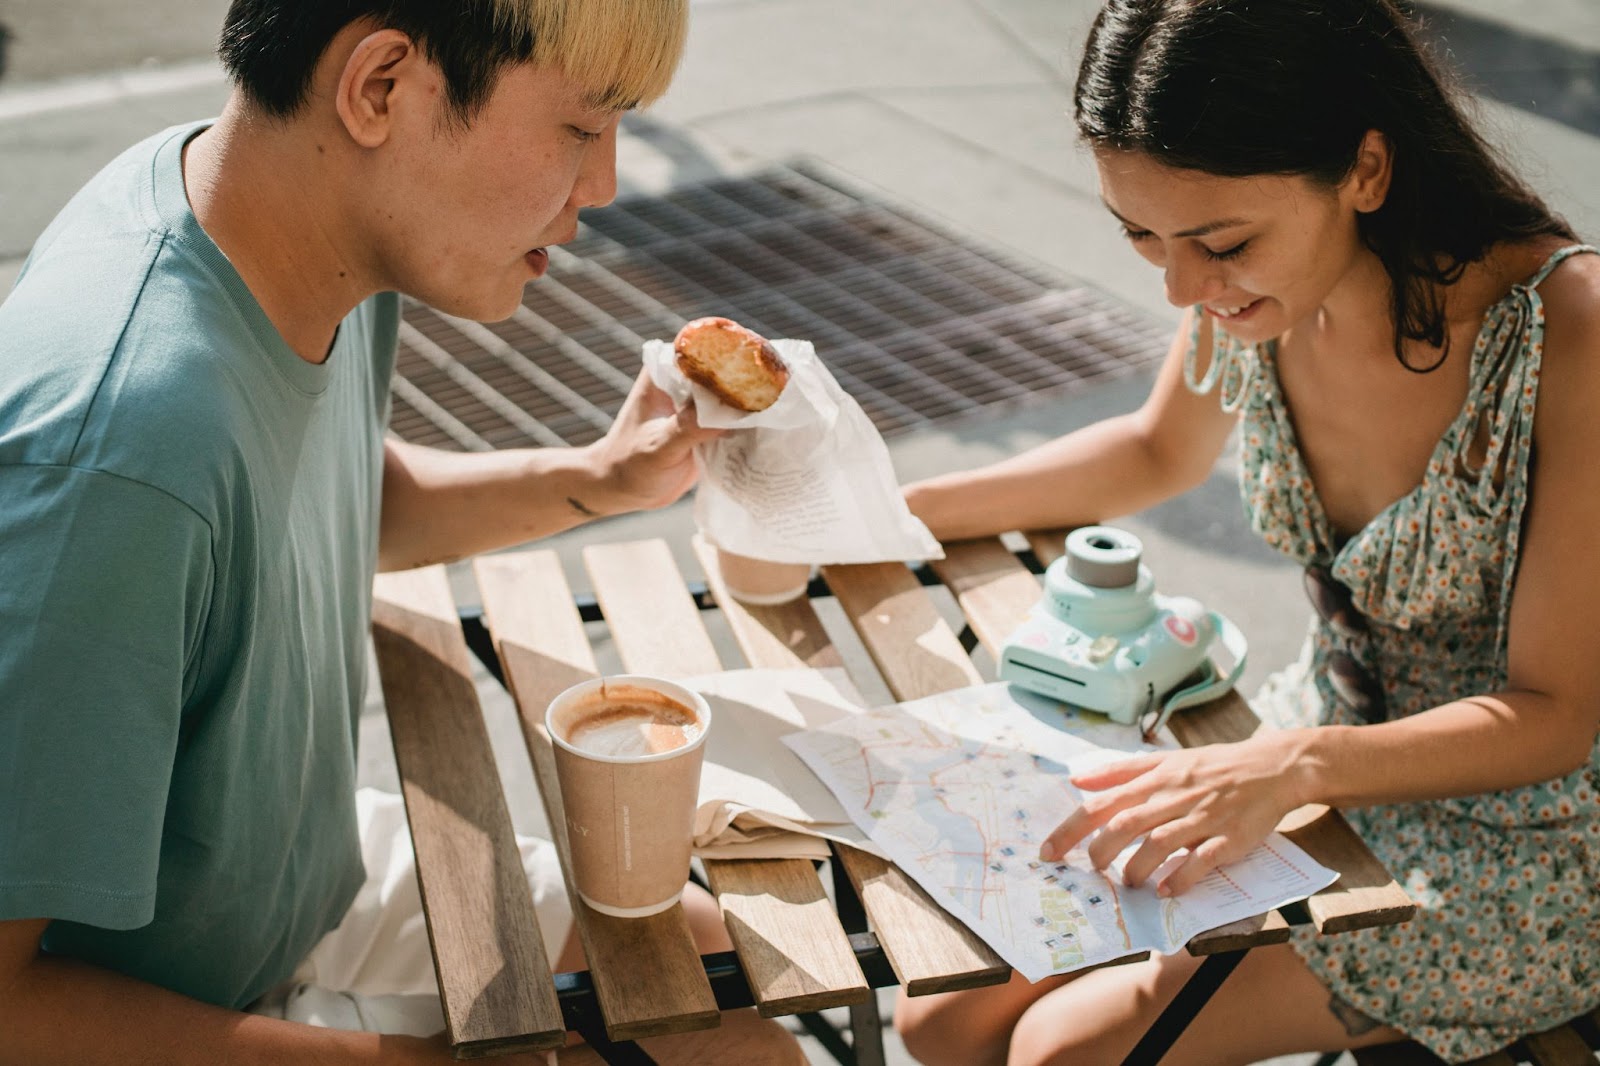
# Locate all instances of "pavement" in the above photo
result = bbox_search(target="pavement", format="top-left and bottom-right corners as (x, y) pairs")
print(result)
(3, 2), (1598, 1063)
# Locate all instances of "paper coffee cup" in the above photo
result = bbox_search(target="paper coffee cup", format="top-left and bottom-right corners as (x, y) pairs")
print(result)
(546, 676), (711, 918)
(716, 548), (812, 606)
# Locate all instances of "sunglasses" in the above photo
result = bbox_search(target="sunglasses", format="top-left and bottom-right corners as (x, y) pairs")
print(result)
(1303, 564), (1386, 725)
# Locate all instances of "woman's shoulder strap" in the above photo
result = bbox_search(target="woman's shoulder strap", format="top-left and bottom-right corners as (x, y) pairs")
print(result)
(1526, 243), (1598, 290)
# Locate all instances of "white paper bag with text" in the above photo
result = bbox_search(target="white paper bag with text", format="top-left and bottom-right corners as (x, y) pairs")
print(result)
(643, 337), (943, 564)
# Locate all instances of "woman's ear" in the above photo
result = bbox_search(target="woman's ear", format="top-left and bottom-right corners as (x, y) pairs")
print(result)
(1346, 128), (1394, 214)
(334, 29), (419, 149)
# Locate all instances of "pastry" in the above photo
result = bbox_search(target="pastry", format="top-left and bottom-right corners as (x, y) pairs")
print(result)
(673, 317), (789, 412)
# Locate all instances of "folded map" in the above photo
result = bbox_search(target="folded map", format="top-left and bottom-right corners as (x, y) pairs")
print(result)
(784, 682), (1338, 980)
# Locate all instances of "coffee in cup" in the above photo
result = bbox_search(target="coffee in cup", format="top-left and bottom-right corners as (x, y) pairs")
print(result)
(546, 676), (711, 918)
(565, 697), (702, 758)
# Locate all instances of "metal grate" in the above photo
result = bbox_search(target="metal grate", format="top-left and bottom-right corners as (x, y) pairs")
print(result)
(390, 163), (1170, 452)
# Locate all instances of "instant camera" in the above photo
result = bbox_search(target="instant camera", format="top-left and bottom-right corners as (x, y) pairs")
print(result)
(998, 526), (1248, 738)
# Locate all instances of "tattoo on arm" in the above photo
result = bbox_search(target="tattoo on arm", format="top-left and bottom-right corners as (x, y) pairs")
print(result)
(1328, 994), (1383, 1038)
(567, 496), (600, 518)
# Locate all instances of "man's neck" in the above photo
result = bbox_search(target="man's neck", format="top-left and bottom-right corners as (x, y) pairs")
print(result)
(183, 98), (375, 364)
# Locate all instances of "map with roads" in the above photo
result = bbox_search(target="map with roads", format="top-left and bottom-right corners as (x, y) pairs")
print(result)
(785, 683), (1336, 980)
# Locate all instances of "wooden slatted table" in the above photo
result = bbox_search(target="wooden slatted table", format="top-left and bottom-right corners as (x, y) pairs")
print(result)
(369, 529), (1416, 1063)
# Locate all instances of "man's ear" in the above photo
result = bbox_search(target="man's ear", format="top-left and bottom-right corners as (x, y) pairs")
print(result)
(1346, 128), (1394, 214)
(334, 29), (421, 149)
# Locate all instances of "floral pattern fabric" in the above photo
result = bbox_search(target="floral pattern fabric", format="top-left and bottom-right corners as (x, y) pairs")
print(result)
(1187, 245), (1600, 1061)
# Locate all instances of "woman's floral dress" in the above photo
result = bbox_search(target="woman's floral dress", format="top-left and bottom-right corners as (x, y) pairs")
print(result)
(1186, 245), (1600, 1061)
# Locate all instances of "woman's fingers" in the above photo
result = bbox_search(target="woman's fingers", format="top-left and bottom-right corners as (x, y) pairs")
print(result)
(1084, 796), (1197, 872)
(1118, 819), (1205, 888)
(1040, 737), (1298, 894)
(1070, 751), (1161, 791)
(1038, 753), (1160, 861)
(1040, 788), (1179, 866)
(1038, 792), (1123, 862)
(1040, 753), (1179, 862)
(1157, 835), (1237, 897)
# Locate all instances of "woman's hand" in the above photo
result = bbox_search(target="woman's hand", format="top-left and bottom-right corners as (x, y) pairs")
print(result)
(1038, 730), (1314, 897)
(583, 369), (724, 516)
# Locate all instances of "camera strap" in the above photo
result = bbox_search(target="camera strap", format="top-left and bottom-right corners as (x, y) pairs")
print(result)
(1139, 610), (1249, 741)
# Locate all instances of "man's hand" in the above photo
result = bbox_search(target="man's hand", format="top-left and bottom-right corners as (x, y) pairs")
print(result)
(581, 369), (722, 517)
(1038, 731), (1312, 897)
(379, 371), (723, 570)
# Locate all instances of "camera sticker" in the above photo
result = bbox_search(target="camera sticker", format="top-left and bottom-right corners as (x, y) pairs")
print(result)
(1163, 615), (1198, 646)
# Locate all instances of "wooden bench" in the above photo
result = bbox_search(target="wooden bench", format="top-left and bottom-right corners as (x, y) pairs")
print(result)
(369, 529), (1417, 1062)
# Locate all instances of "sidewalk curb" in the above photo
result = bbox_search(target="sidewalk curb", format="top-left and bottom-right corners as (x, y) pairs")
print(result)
(0, 58), (226, 123)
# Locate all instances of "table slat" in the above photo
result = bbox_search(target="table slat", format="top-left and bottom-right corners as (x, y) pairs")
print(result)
(820, 560), (1017, 994)
(835, 851), (1016, 996)
(1185, 911), (1292, 955)
(583, 540), (722, 675)
(1021, 530), (1072, 564)
(1352, 1042), (1495, 1066)
(584, 540), (871, 1017)
(928, 536), (1049, 656)
(472, 552), (720, 1042)
(693, 534), (843, 671)
(371, 568), (565, 1055)
(1002, 534), (1416, 934)
(694, 538), (1009, 997)
(700, 859), (873, 1015)
(1273, 803), (1418, 934)
(825, 561), (985, 695)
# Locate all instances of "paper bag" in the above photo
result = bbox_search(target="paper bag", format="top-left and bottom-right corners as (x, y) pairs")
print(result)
(682, 667), (885, 860)
(643, 337), (943, 565)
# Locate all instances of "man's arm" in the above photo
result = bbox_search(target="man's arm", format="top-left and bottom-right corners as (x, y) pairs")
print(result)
(378, 369), (719, 571)
(0, 918), (455, 1065)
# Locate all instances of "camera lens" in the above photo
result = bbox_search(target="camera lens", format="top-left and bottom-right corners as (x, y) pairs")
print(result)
(1064, 526), (1143, 588)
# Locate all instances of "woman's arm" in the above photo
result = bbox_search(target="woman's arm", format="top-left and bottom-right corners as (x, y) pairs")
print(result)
(1041, 260), (1600, 894)
(903, 309), (1240, 541)
(377, 369), (719, 572)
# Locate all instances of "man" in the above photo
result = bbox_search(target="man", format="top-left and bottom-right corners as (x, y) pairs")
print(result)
(0, 1), (800, 1062)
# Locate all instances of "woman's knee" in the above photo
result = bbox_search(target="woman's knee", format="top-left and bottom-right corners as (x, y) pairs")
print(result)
(1004, 956), (1203, 1066)
(719, 1010), (807, 1066)
(1007, 1003), (1128, 1066)
(894, 988), (1008, 1066)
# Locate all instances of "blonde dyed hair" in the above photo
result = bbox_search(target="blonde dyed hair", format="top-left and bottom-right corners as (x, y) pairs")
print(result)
(498, 0), (687, 110)
(219, 0), (687, 122)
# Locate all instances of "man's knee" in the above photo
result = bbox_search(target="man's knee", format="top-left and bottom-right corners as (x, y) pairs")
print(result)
(679, 883), (734, 955)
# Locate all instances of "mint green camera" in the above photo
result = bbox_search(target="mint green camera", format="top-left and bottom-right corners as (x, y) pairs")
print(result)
(998, 526), (1247, 737)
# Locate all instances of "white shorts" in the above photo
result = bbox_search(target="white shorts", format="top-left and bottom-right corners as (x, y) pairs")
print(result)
(248, 788), (573, 1037)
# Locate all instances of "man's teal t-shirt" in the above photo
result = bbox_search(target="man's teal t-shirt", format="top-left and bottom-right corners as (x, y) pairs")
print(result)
(0, 121), (398, 1009)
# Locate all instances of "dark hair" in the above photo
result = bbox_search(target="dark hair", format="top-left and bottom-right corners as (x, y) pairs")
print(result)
(218, 1), (534, 125)
(1074, 0), (1573, 370)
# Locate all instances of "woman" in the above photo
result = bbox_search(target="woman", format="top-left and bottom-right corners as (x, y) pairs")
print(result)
(896, 1), (1600, 1063)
